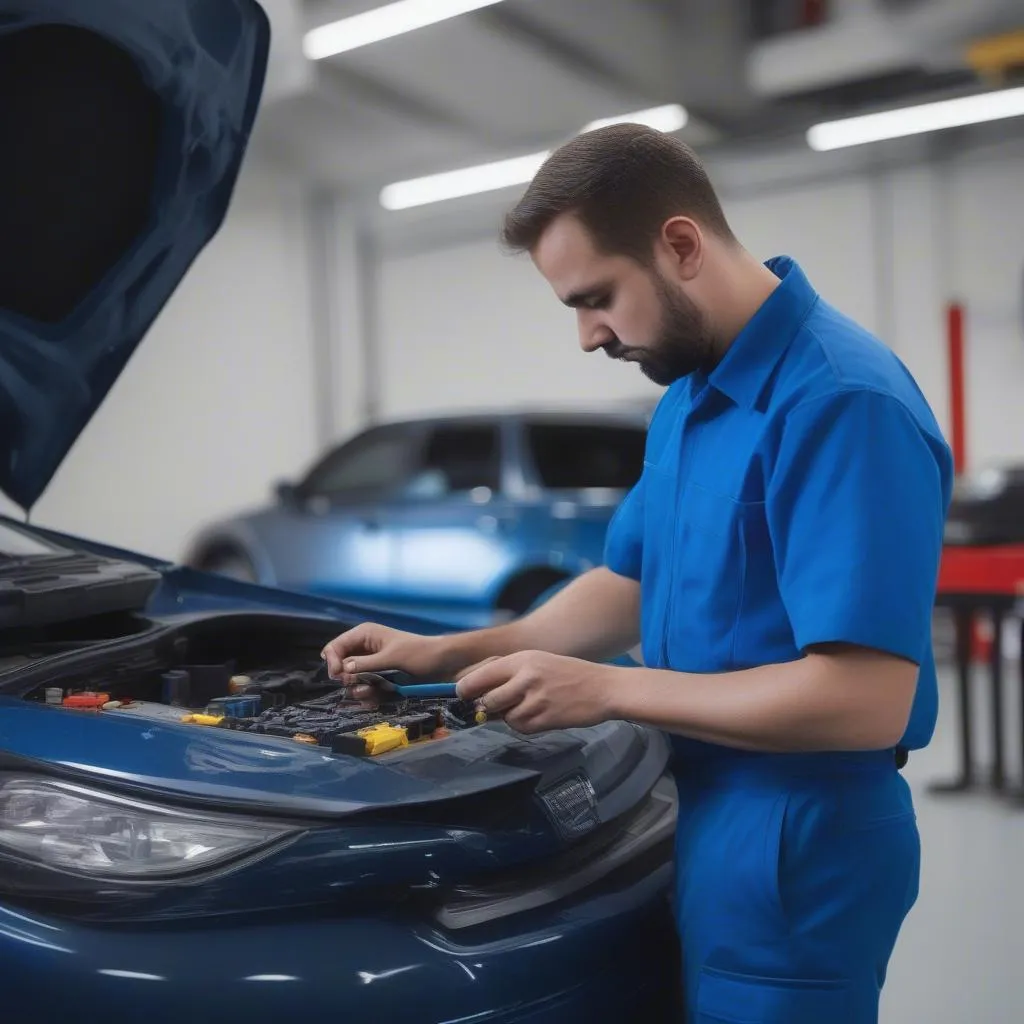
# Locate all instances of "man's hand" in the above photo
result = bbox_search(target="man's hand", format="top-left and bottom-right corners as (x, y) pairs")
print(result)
(456, 651), (616, 734)
(321, 623), (452, 699)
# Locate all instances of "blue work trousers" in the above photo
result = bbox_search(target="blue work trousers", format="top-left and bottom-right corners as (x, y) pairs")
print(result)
(673, 749), (919, 1023)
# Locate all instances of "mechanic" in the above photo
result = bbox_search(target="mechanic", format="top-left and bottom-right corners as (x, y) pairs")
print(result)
(323, 123), (953, 1023)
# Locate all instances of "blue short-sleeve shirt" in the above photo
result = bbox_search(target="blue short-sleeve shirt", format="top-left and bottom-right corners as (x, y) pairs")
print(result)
(604, 256), (953, 752)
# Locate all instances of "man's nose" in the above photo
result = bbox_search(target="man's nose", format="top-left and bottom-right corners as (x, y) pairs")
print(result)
(578, 313), (613, 353)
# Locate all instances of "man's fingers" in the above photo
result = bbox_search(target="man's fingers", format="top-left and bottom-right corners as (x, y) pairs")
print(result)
(332, 652), (393, 682)
(454, 657), (501, 682)
(322, 625), (384, 679)
(504, 706), (543, 735)
(456, 656), (517, 701)
(346, 682), (380, 704)
(321, 629), (363, 677)
(479, 679), (530, 717)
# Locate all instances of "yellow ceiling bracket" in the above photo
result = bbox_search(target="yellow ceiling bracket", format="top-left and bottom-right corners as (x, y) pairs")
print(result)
(967, 29), (1024, 82)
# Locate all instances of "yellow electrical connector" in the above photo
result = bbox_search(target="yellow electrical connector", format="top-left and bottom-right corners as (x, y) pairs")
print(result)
(181, 713), (225, 727)
(360, 723), (409, 756)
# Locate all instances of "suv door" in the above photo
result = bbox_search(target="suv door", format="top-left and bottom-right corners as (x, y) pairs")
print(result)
(269, 423), (422, 605)
(387, 422), (515, 626)
(520, 419), (647, 567)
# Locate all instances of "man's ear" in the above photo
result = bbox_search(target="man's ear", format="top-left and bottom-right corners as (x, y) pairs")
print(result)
(660, 216), (703, 281)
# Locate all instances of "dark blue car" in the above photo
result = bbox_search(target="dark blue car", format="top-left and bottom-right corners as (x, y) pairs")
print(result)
(0, 3), (679, 1022)
(184, 409), (649, 630)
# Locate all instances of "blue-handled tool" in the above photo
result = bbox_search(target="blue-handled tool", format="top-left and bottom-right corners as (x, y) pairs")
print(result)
(356, 669), (458, 700)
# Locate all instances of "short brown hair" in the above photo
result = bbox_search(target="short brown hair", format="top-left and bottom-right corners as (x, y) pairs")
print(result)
(501, 123), (734, 262)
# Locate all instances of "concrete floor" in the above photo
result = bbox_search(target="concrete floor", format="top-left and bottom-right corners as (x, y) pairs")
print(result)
(881, 665), (1024, 1023)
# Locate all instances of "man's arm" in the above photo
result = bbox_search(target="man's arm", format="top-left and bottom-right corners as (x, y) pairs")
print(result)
(457, 643), (915, 748)
(323, 566), (640, 684)
(447, 567), (641, 667)
(607, 645), (916, 751)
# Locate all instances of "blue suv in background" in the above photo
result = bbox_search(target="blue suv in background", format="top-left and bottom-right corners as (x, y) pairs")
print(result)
(186, 410), (649, 628)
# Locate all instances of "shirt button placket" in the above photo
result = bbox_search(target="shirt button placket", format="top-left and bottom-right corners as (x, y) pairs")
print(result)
(659, 379), (710, 668)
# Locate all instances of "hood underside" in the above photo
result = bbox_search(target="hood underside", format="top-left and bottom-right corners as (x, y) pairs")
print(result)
(0, 0), (269, 510)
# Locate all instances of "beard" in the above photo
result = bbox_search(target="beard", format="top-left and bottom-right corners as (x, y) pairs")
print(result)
(603, 276), (717, 387)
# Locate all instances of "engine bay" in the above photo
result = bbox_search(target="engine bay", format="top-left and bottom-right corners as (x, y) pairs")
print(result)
(18, 614), (488, 759)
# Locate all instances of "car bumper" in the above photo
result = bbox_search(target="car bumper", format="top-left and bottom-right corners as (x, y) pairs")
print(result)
(0, 861), (679, 1023)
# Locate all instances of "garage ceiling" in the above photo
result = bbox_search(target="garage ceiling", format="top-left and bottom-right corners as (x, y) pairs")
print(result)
(251, 0), (1024, 204)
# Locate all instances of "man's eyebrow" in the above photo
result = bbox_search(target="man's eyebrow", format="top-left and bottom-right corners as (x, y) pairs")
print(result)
(561, 283), (611, 308)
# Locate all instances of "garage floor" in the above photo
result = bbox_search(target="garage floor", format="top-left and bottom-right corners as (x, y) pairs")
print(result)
(882, 666), (1024, 1023)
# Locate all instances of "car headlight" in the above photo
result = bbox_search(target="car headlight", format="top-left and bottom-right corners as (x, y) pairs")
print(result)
(0, 776), (294, 879)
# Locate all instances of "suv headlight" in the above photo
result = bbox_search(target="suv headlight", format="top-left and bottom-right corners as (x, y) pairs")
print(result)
(0, 776), (294, 879)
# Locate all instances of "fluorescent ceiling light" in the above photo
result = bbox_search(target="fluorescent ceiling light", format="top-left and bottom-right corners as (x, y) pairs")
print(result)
(380, 104), (688, 210)
(381, 151), (549, 211)
(584, 104), (688, 134)
(807, 85), (1024, 151)
(304, 0), (507, 60)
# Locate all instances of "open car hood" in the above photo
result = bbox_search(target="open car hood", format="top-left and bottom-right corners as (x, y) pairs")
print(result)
(0, 0), (269, 510)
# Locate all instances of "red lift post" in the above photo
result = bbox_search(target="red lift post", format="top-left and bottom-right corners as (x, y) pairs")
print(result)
(934, 302), (1024, 799)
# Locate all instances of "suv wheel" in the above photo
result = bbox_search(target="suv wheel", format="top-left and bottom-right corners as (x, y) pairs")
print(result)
(496, 570), (570, 620)
(197, 547), (257, 583)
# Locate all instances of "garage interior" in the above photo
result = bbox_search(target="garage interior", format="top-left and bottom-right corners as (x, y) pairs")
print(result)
(3, 1), (1024, 1021)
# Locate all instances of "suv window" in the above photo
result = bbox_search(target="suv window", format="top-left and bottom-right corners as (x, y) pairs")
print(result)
(526, 423), (645, 491)
(405, 424), (501, 498)
(302, 427), (417, 500)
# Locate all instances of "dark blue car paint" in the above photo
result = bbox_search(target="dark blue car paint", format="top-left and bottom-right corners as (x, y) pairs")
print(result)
(2, 862), (678, 1024)
(0, 515), (674, 1019)
(0, 0), (269, 511)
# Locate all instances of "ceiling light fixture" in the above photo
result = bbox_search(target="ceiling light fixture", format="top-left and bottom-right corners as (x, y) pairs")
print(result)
(583, 104), (688, 135)
(380, 151), (549, 211)
(807, 85), (1024, 151)
(380, 104), (688, 211)
(304, 0), (509, 60)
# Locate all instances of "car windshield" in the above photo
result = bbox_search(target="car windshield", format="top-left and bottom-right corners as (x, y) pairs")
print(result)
(526, 422), (645, 491)
(300, 427), (417, 499)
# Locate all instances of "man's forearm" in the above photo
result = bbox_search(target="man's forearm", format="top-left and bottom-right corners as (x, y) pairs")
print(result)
(606, 646), (917, 752)
(443, 567), (641, 671)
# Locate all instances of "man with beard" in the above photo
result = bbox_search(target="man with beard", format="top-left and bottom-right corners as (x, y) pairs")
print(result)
(322, 124), (953, 1023)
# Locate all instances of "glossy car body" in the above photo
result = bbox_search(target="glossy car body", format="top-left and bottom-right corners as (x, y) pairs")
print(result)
(0, 3), (679, 1022)
(185, 410), (649, 629)
(0, 526), (679, 1023)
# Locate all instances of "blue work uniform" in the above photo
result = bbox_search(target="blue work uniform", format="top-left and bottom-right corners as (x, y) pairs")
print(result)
(604, 256), (953, 1023)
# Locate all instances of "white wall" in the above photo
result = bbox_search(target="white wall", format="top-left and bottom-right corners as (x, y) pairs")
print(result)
(725, 176), (881, 336)
(374, 140), (1024, 472)
(377, 237), (664, 420)
(948, 144), (1024, 470)
(1, 159), (321, 562)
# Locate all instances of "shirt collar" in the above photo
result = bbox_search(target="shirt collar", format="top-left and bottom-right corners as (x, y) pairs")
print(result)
(707, 255), (819, 410)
